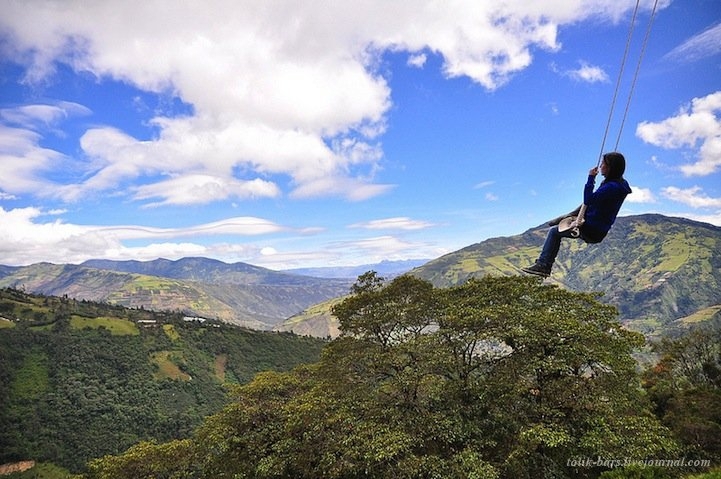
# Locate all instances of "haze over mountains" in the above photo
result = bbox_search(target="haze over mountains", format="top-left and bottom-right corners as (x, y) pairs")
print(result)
(1, 214), (719, 337)
(284, 259), (430, 279)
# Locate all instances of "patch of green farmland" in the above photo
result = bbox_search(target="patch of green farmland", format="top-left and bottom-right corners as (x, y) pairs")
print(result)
(69, 315), (139, 336)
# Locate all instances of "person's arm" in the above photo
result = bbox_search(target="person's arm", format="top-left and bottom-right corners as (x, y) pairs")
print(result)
(583, 166), (599, 204)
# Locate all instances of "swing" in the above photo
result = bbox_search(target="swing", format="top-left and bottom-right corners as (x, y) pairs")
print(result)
(558, 0), (659, 240)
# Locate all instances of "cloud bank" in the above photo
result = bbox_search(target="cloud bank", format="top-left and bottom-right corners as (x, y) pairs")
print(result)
(0, 0), (652, 206)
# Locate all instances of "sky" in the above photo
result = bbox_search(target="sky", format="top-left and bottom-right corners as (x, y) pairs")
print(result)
(1, 0), (720, 270)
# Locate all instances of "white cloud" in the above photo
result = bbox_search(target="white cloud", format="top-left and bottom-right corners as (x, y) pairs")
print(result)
(636, 91), (721, 176)
(289, 175), (394, 201)
(0, 0), (655, 205)
(114, 217), (288, 240)
(0, 207), (94, 265)
(566, 61), (609, 83)
(626, 185), (655, 203)
(342, 235), (415, 252)
(474, 180), (495, 189)
(0, 206), (293, 266)
(664, 22), (721, 64)
(1, 102), (91, 128)
(329, 235), (451, 267)
(485, 192), (500, 201)
(661, 186), (721, 209)
(0, 102), (92, 198)
(326, 235), (447, 265)
(349, 217), (435, 231)
(0, 125), (67, 196)
(408, 53), (427, 68)
(678, 211), (721, 227)
(132, 175), (281, 207)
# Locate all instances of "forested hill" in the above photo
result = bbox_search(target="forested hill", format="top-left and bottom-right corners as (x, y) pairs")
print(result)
(0, 287), (326, 474)
(77, 275), (721, 478)
(413, 214), (721, 337)
(0, 258), (352, 330)
(278, 214), (721, 339)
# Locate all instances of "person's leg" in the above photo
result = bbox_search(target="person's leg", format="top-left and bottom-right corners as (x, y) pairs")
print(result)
(523, 226), (575, 276)
(538, 226), (564, 268)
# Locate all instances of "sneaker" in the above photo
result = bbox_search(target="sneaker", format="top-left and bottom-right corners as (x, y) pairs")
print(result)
(521, 263), (551, 278)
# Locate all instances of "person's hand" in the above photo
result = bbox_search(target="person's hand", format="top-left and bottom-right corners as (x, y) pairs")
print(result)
(589, 166), (599, 176)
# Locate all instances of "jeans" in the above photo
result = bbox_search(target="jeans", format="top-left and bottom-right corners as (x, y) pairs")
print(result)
(537, 226), (579, 268)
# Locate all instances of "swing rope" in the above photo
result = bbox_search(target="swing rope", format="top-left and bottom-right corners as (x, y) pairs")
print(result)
(613, 0), (659, 152)
(596, 0), (641, 168)
(569, 0), (658, 237)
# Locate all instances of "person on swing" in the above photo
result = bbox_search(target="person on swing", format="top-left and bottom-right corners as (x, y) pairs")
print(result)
(523, 151), (632, 278)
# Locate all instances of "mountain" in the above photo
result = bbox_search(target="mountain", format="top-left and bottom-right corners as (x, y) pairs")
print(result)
(277, 296), (345, 338)
(277, 214), (721, 339)
(0, 287), (326, 473)
(0, 258), (352, 330)
(283, 259), (430, 279)
(82, 257), (325, 285)
(3, 215), (719, 338)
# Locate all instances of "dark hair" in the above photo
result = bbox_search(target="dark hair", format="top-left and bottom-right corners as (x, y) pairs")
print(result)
(603, 152), (625, 180)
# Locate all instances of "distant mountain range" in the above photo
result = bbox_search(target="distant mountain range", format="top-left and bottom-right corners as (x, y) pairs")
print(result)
(0, 257), (354, 330)
(283, 259), (430, 279)
(2, 214), (719, 337)
(276, 214), (721, 339)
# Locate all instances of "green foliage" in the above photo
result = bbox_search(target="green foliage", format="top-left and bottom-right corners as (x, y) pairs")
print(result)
(88, 275), (678, 479)
(598, 464), (676, 479)
(69, 315), (139, 335)
(643, 327), (721, 465)
(85, 440), (198, 479)
(10, 349), (49, 400)
(684, 470), (721, 479)
(0, 288), (326, 473)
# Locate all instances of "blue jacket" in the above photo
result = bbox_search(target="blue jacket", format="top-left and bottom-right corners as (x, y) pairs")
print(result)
(581, 175), (632, 243)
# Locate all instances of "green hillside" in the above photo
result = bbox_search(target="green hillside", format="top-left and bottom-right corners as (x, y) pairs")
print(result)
(0, 260), (352, 330)
(414, 214), (721, 338)
(276, 296), (344, 338)
(279, 214), (721, 339)
(0, 288), (326, 474)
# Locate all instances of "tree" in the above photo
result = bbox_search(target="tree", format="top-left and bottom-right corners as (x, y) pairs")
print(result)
(330, 274), (677, 478)
(87, 275), (676, 478)
(643, 327), (721, 464)
(85, 439), (198, 479)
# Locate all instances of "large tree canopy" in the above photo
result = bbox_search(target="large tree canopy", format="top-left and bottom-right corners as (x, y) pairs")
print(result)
(86, 275), (678, 479)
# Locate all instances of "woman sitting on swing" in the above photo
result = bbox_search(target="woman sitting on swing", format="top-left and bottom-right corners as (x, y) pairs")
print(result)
(523, 151), (632, 278)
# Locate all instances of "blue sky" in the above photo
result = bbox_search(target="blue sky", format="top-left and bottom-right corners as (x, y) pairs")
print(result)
(1, 0), (720, 269)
